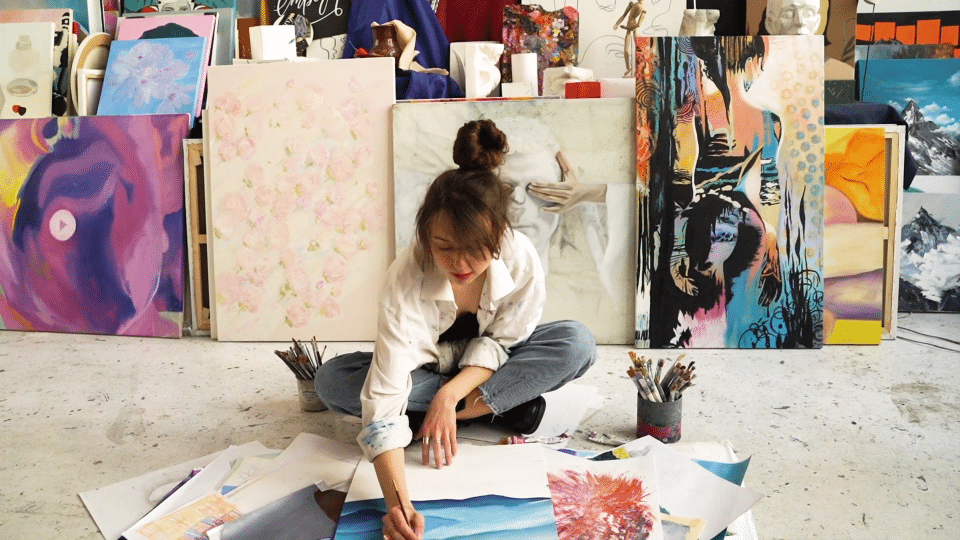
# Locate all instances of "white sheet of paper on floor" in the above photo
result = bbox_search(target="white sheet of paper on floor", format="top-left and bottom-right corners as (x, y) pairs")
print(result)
(528, 383), (597, 438)
(119, 442), (276, 538)
(79, 446), (231, 540)
(224, 433), (361, 512)
(611, 437), (763, 540)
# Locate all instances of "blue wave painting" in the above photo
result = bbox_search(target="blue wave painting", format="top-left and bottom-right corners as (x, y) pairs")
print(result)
(335, 494), (559, 540)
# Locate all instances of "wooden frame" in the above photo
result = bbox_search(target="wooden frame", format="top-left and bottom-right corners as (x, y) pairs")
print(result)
(183, 139), (211, 334)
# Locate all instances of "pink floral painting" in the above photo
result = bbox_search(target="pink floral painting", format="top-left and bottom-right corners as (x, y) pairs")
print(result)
(204, 58), (395, 341)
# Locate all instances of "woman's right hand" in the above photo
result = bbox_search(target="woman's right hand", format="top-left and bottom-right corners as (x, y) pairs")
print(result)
(382, 503), (425, 540)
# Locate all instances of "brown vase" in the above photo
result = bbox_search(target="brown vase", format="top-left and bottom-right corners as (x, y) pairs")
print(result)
(370, 24), (400, 61)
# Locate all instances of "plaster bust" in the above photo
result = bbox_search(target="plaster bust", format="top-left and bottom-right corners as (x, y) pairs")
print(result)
(765, 0), (822, 35)
(679, 9), (720, 36)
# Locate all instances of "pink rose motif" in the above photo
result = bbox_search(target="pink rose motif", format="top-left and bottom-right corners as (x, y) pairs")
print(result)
(334, 236), (358, 259)
(236, 137), (256, 156)
(286, 304), (311, 328)
(214, 115), (236, 140)
(245, 163), (265, 185)
(286, 266), (310, 296)
(265, 219), (290, 249)
(216, 271), (241, 305)
(279, 248), (298, 268)
(323, 258), (348, 284)
(218, 140), (238, 162)
(319, 297), (341, 318)
(239, 286), (261, 313)
(216, 92), (244, 117)
(219, 192), (249, 221)
(254, 186), (273, 207)
(242, 227), (265, 251)
(352, 145), (373, 169)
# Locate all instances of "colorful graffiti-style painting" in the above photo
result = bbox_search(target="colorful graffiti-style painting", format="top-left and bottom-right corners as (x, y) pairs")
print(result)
(0, 115), (189, 337)
(635, 36), (825, 348)
(501, 4), (578, 94)
(335, 444), (559, 540)
(823, 127), (887, 344)
(393, 99), (637, 344)
(204, 57), (395, 341)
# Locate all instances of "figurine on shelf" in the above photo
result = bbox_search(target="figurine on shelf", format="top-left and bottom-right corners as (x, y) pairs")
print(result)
(613, 0), (647, 77)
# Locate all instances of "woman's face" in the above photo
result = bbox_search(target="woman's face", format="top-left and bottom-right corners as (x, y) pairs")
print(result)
(499, 148), (561, 250)
(429, 212), (494, 288)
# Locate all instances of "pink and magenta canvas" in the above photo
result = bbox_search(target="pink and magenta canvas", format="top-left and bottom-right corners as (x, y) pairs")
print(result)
(0, 115), (190, 337)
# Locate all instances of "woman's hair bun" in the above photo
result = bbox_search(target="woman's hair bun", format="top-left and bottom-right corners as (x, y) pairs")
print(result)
(452, 119), (509, 171)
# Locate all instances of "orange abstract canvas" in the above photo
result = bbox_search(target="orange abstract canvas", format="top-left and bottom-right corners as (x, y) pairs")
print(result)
(823, 127), (887, 344)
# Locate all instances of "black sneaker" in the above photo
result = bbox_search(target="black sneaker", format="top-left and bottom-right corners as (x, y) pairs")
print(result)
(496, 395), (547, 435)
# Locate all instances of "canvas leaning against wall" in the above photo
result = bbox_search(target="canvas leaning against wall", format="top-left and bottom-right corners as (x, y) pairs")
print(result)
(635, 35), (826, 349)
(0, 114), (190, 337)
(393, 98), (637, 344)
(204, 57), (395, 341)
(822, 126), (887, 344)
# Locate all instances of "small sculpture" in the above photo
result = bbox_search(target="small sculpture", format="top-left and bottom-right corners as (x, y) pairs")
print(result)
(765, 0), (822, 35)
(613, 0), (647, 77)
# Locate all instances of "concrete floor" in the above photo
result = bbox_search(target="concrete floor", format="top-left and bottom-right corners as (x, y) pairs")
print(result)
(0, 313), (957, 539)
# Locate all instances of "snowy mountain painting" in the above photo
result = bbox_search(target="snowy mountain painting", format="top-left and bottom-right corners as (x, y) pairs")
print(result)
(899, 194), (960, 312)
(858, 59), (960, 178)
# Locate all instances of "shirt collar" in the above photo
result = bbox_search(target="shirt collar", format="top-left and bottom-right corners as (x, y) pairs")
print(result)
(420, 257), (516, 306)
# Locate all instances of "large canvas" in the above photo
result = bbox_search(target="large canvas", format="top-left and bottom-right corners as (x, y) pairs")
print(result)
(205, 58), (395, 341)
(527, 0), (685, 79)
(0, 115), (189, 337)
(121, 8), (235, 66)
(898, 192), (960, 312)
(545, 451), (663, 540)
(635, 36), (825, 348)
(857, 58), (960, 182)
(115, 12), (217, 119)
(335, 444), (559, 540)
(393, 99), (637, 344)
(0, 22), (54, 119)
(823, 126), (887, 344)
(0, 9), (74, 116)
(97, 36), (207, 125)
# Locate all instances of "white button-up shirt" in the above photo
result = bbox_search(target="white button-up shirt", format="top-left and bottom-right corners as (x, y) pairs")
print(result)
(356, 229), (545, 460)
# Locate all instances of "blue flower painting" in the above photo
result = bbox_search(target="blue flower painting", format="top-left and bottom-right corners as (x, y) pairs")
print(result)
(98, 37), (207, 124)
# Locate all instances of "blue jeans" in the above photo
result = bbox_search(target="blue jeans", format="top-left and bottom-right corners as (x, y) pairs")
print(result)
(315, 320), (596, 417)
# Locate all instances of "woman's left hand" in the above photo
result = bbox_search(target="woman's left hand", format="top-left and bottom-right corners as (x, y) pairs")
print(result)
(416, 390), (458, 469)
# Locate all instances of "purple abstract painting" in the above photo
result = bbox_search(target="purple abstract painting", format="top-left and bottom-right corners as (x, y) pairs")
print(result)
(0, 115), (189, 337)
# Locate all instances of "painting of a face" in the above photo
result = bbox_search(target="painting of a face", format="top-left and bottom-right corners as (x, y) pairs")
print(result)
(0, 115), (189, 337)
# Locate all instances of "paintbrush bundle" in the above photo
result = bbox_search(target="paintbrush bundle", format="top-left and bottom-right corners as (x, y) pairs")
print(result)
(274, 337), (327, 380)
(626, 351), (696, 403)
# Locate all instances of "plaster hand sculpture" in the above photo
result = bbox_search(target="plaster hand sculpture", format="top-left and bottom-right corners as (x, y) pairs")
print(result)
(542, 65), (594, 97)
(613, 1), (646, 77)
(679, 9), (720, 36)
(765, 0), (822, 35)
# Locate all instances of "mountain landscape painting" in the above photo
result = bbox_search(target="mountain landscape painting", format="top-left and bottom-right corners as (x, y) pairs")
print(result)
(857, 59), (960, 179)
(898, 194), (960, 312)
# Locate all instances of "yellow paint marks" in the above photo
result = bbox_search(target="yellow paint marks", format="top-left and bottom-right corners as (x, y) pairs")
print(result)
(825, 319), (882, 345)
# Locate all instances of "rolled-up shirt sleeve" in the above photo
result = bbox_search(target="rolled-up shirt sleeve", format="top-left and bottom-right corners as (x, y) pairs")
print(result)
(357, 272), (433, 461)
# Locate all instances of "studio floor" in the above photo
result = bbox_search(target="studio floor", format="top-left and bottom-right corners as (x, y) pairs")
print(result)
(0, 313), (957, 539)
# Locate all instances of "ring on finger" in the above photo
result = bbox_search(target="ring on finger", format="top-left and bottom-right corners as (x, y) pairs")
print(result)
(383, 535), (390, 540)
(423, 436), (430, 445)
